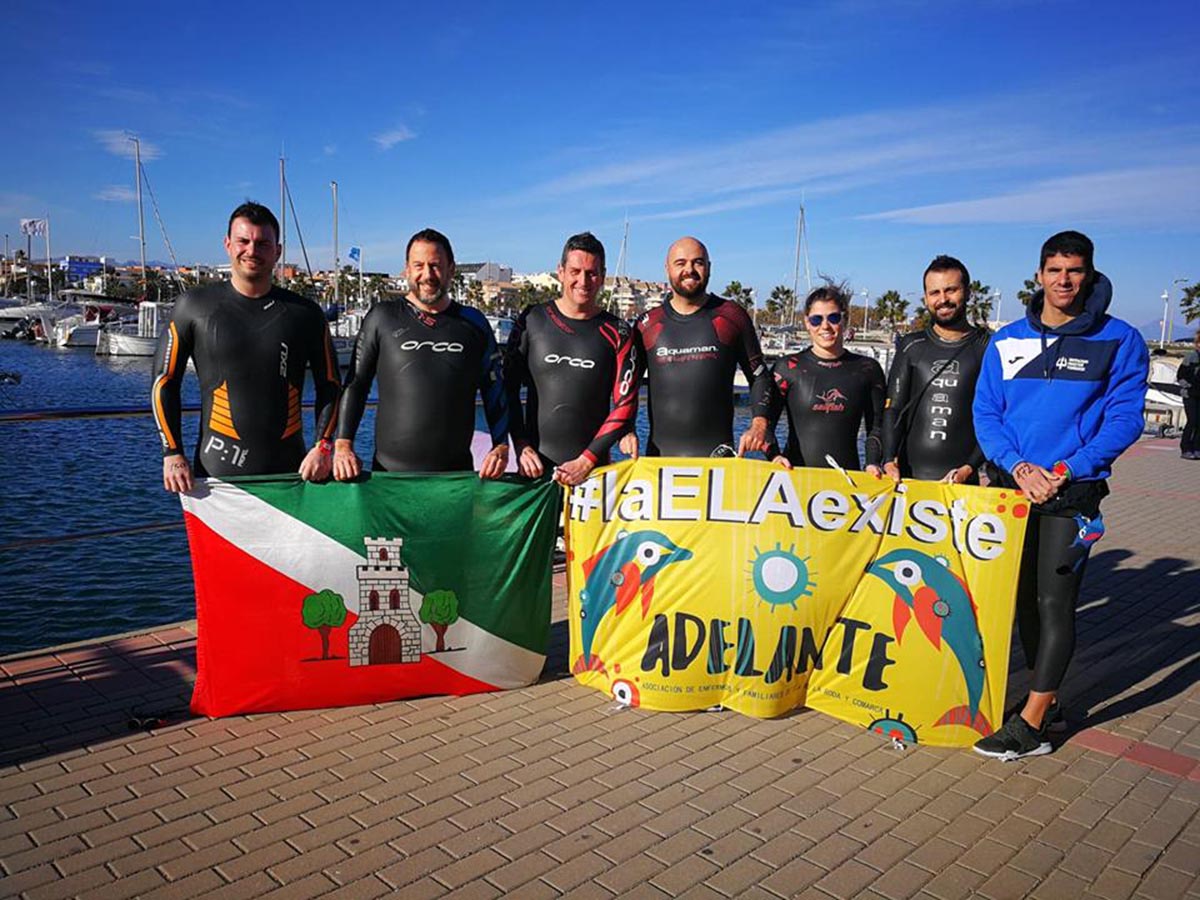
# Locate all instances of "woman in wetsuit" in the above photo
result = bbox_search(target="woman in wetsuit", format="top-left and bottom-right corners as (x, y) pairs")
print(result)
(765, 285), (886, 472)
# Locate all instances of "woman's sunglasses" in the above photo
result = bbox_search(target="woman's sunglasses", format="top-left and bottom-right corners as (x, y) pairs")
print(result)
(807, 312), (843, 327)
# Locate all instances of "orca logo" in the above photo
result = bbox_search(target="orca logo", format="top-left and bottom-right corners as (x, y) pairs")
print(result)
(400, 340), (464, 353)
(544, 354), (596, 369)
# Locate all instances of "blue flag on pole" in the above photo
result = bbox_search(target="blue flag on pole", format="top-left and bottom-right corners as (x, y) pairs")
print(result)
(348, 246), (361, 262)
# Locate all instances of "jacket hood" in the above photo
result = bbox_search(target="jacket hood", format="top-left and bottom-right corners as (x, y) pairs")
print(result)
(1025, 272), (1112, 336)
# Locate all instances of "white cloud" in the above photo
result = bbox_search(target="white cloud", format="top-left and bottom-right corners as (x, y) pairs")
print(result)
(505, 91), (1200, 233)
(861, 166), (1200, 226)
(373, 125), (416, 150)
(94, 185), (137, 202)
(323, 144), (337, 156)
(93, 130), (162, 160)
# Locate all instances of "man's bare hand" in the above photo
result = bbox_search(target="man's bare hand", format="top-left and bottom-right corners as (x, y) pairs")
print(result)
(941, 464), (973, 485)
(619, 432), (639, 460)
(1012, 461), (1059, 504)
(883, 460), (902, 484)
(865, 464), (883, 478)
(299, 445), (332, 482)
(737, 416), (770, 457)
(554, 455), (595, 486)
(163, 454), (194, 493)
(333, 439), (361, 482)
(771, 455), (793, 470)
(517, 446), (544, 478)
(479, 444), (509, 480)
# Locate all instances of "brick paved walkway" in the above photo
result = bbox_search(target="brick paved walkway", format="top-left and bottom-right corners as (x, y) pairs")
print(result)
(2, 439), (1198, 899)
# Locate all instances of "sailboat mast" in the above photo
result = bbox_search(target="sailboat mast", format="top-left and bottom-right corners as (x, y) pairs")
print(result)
(791, 205), (803, 327)
(278, 151), (287, 273)
(331, 181), (339, 308)
(133, 136), (147, 295)
(616, 214), (629, 280)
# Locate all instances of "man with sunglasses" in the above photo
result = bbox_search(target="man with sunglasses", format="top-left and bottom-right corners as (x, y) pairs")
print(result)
(765, 285), (886, 472)
(619, 236), (773, 458)
(881, 255), (990, 484)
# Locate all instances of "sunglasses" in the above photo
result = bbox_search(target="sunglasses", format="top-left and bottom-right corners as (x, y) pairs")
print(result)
(807, 312), (843, 327)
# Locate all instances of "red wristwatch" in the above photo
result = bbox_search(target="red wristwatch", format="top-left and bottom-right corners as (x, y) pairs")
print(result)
(1052, 460), (1071, 480)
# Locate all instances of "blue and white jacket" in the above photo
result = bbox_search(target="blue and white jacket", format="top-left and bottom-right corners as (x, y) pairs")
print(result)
(973, 273), (1148, 482)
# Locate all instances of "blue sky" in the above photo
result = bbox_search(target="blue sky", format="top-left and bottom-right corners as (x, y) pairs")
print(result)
(4, 0), (1198, 326)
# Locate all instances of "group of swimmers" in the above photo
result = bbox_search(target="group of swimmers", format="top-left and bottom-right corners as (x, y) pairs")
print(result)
(151, 203), (1149, 760)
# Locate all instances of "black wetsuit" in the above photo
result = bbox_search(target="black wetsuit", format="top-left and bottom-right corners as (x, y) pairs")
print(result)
(635, 296), (773, 456)
(1180, 350), (1199, 455)
(504, 302), (638, 467)
(881, 326), (989, 481)
(766, 349), (885, 470)
(337, 298), (508, 472)
(152, 282), (341, 477)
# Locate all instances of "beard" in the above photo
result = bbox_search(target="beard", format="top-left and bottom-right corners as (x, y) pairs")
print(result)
(932, 302), (967, 327)
(415, 277), (445, 303)
(670, 272), (709, 300)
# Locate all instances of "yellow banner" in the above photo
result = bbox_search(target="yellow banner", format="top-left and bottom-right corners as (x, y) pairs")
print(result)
(565, 458), (1029, 748)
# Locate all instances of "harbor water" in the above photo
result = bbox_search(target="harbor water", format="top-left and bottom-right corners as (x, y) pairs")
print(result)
(0, 340), (846, 656)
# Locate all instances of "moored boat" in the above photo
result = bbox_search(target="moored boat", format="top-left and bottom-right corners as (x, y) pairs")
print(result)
(95, 301), (172, 357)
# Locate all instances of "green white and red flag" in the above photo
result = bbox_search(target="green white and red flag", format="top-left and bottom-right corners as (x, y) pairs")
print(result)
(180, 474), (560, 717)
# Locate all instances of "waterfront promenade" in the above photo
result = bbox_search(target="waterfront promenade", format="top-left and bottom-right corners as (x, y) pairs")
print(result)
(2, 438), (1197, 899)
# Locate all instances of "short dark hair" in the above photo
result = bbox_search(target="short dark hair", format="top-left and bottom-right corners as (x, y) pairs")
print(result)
(406, 228), (455, 267)
(1040, 230), (1094, 272)
(803, 280), (850, 314)
(560, 232), (606, 269)
(227, 202), (280, 242)
(923, 255), (971, 294)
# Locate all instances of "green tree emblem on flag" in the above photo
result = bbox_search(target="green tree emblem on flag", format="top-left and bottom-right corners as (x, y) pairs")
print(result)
(419, 590), (460, 652)
(301, 589), (347, 660)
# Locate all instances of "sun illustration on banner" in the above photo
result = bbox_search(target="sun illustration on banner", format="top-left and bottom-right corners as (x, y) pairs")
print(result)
(748, 543), (815, 611)
(867, 709), (918, 746)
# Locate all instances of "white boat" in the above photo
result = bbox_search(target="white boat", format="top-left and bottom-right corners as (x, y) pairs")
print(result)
(487, 315), (514, 346)
(0, 299), (82, 325)
(52, 300), (135, 348)
(52, 315), (104, 347)
(1144, 358), (1185, 434)
(96, 301), (172, 357)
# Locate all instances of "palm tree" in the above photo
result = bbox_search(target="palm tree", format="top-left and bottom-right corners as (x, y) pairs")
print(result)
(768, 285), (796, 325)
(1017, 278), (1039, 306)
(1181, 282), (1200, 324)
(723, 280), (754, 309)
(967, 280), (994, 325)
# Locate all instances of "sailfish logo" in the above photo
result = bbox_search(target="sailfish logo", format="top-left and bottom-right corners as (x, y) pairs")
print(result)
(812, 387), (847, 413)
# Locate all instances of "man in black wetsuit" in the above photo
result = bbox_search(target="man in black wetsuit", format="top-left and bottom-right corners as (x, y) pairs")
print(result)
(766, 285), (885, 472)
(619, 236), (772, 458)
(154, 202), (341, 492)
(881, 255), (989, 484)
(505, 232), (638, 486)
(333, 228), (509, 479)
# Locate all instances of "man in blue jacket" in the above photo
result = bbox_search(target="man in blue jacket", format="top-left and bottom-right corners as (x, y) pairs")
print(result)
(972, 230), (1148, 760)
